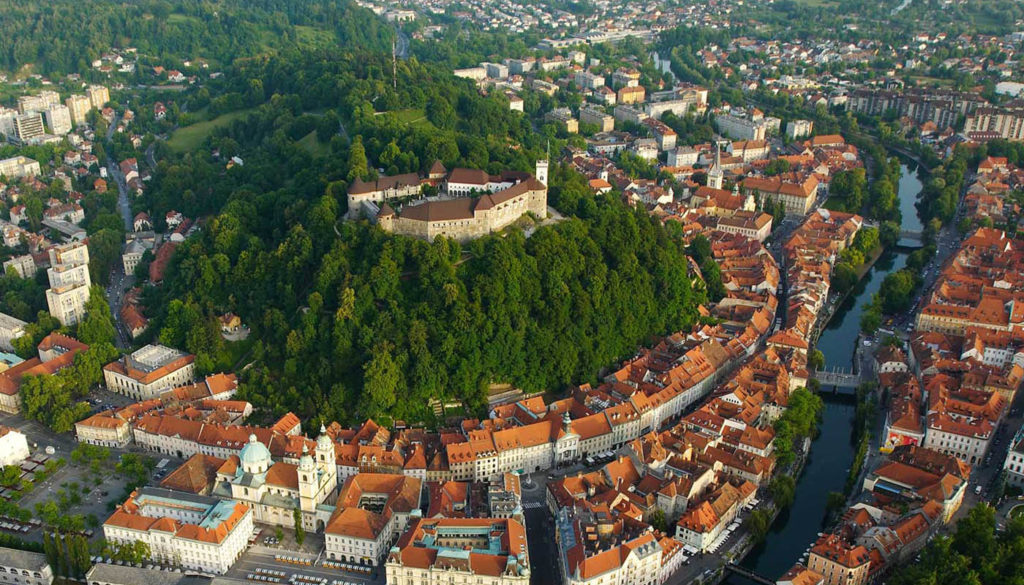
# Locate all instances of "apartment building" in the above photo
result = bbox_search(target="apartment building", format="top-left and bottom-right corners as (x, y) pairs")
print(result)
(103, 344), (195, 399)
(715, 113), (768, 141)
(741, 175), (819, 216)
(12, 113), (45, 143)
(45, 242), (91, 326)
(87, 85), (110, 109)
(964, 106), (1024, 141)
(3, 254), (36, 279)
(103, 487), (253, 574)
(675, 481), (757, 551)
(17, 91), (60, 114)
(786, 120), (814, 139)
(44, 105), (72, 135)
(617, 86), (646, 105)
(579, 106), (614, 132)
(0, 156), (41, 179)
(556, 508), (663, 585)
(65, 95), (92, 125)
(0, 312), (26, 352)
(386, 517), (530, 585)
(575, 71), (605, 90)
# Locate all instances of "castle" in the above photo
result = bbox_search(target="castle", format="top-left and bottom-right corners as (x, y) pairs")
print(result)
(348, 160), (549, 242)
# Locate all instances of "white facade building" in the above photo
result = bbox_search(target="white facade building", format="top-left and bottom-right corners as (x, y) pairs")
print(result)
(45, 242), (91, 327)
(103, 344), (195, 400)
(103, 487), (253, 575)
(0, 313), (27, 352)
(44, 105), (72, 135)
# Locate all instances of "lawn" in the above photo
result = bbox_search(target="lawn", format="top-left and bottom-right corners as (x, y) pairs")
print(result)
(166, 108), (255, 153)
(385, 108), (434, 129)
(822, 196), (852, 212)
(297, 130), (330, 157)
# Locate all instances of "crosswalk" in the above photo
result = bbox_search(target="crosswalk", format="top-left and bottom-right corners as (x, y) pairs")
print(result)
(522, 501), (545, 510)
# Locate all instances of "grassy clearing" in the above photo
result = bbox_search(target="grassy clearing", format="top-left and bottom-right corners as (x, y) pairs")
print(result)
(167, 108), (255, 152)
(386, 108), (434, 129)
(297, 131), (329, 157)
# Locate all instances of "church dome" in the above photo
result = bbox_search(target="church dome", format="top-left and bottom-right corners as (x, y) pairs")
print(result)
(298, 444), (316, 473)
(316, 424), (333, 452)
(239, 434), (272, 473)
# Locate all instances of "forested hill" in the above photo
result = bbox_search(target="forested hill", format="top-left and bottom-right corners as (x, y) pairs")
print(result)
(0, 0), (392, 74)
(134, 49), (706, 427)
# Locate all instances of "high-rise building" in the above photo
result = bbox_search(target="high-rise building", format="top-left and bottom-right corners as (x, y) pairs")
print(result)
(16, 90), (60, 114)
(86, 85), (110, 109)
(44, 105), (72, 135)
(12, 113), (45, 143)
(65, 94), (92, 125)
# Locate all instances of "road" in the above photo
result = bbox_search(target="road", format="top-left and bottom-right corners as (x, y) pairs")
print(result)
(103, 113), (137, 349)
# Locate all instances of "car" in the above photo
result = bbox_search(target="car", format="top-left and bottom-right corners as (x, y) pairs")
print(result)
(975, 485), (983, 496)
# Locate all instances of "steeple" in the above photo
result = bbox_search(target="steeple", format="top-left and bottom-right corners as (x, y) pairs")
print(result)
(707, 139), (725, 190)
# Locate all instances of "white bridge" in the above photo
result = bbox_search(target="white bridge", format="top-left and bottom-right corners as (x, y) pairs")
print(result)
(811, 366), (863, 388)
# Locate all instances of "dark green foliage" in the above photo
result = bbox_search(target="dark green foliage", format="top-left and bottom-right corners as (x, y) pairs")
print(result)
(772, 387), (823, 467)
(0, 0), (393, 75)
(154, 194), (703, 425)
(889, 504), (1024, 585)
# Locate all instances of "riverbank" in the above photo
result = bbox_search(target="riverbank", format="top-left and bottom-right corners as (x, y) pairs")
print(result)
(809, 244), (885, 345)
(723, 397), (858, 583)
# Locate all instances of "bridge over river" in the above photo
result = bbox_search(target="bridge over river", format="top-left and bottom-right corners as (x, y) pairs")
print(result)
(810, 366), (864, 388)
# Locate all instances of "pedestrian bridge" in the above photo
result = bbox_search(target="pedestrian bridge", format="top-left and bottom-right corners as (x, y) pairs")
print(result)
(810, 366), (863, 388)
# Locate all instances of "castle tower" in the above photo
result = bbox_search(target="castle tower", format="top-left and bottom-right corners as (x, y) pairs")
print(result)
(535, 158), (549, 187)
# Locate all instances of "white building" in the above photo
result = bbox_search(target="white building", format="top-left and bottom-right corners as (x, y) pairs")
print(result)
(3, 254), (36, 278)
(715, 113), (768, 141)
(44, 105), (72, 136)
(217, 429), (337, 531)
(1003, 425), (1024, 488)
(0, 312), (27, 352)
(0, 547), (53, 585)
(785, 119), (814, 139)
(103, 487), (253, 574)
(12, 113), (45, 144)
(103, 344), (195, 400)
(923, 416), (993, 465)
(0, 426), (30, 467)
(45, 242), (92, 326)
(0, 156), (41, 179)
(17, 91), (60, 114)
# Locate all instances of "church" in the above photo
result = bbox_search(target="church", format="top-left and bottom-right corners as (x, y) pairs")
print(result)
(211, 426), (338, 532)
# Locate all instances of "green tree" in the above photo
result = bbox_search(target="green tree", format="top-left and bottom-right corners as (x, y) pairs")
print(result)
(293, 508), (305, 546)
(346, 136), (370, 183)
(76, 289), (117, 345)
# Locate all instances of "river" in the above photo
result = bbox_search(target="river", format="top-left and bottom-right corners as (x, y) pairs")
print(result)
(726, 163), (922, 582)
